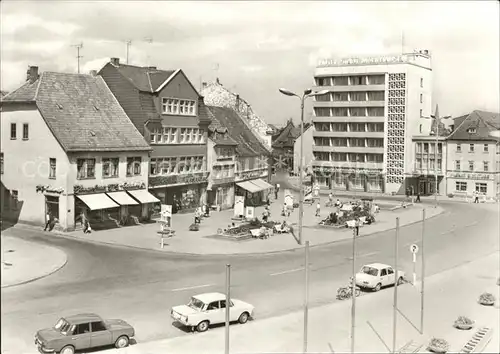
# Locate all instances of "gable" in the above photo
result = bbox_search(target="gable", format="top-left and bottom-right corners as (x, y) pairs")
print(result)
(157, 70), (200, 99)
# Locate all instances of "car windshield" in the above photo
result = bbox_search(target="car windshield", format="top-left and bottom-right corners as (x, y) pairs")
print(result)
(360, 266), (378, 276)
(188, 298), (205, 310)
(54, 319), (72, 335)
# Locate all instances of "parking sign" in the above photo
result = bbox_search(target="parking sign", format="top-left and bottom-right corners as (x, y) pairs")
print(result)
(410, 244), (419, 254)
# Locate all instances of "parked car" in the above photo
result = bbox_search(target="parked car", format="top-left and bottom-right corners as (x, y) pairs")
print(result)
(34, 313), (134, 354)
(355, 263), (405, 291)
(171, 292), (254, 332)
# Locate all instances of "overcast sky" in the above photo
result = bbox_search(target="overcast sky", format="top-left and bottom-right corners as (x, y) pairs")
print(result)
(1, 0), (498, 125)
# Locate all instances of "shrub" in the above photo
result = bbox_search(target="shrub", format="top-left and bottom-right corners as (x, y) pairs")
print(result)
(249, 218), (262, 227)
(428, 338), (449, 353)
(189, 223), (199, 231)
(479, 292), (496, 304)
(447, 193), (454, 198)
(455, 316), (473, 325)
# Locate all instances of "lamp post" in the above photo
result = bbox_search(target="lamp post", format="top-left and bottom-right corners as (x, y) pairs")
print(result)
(420, 105), (451, 207)
(279, 87), (329, 245)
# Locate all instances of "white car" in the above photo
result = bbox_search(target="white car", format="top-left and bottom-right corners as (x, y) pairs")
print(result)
(171, 292), (255, 332)
(355, 263), (405, 292)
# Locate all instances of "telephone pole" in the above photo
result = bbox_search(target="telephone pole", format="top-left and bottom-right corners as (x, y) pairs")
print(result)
(125, 40), (132, 64)
(71, 42), (83, 74)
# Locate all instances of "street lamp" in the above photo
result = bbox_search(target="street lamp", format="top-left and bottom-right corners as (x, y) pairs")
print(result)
(420, 105), (451, 207)
(278, 88), (330, 245)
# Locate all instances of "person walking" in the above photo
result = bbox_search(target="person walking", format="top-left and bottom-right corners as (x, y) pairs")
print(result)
(328, 192), (333, 206)
(315, 201), (321, 217)
(44, 211), (52, 231)
(415, 192), (421, 203)
(474, 190), (479, 203)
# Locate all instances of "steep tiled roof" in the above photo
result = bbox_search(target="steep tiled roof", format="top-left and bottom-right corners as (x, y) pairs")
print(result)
(1, 80), (39, 102)
(447, 110), (500, 141)
(3, 71), (151, 152)
(207, 106), (269, 156)
(114, 64), (176, 92)
(201, 81), (272, 151)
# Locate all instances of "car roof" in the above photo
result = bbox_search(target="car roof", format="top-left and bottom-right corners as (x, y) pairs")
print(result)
(364, 263), (391, 269)
(64, 313), (103, 325)
(193, 292), (227, 303)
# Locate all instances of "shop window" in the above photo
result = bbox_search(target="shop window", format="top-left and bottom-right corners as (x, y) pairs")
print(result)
(45, 195), (59, 220)
(455, 182), (467, 192)
(475, 183), (487, 194)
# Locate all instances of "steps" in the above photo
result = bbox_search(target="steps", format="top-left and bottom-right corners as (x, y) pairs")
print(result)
(459, 326), (493, 353)
(398, 340), (423, 353)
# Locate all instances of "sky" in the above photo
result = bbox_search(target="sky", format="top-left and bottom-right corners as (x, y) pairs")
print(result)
(1, 0), (499, 126)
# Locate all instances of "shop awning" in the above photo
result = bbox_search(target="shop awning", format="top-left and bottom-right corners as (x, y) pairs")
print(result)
(127, 189), (160, 204)
(251, 179), (273, 190)
(236, 181), (263, 194)
(106, 191), (139, 205)
(76, 194), (120, 210)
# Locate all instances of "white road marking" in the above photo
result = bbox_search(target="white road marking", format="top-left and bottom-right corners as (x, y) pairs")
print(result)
(171, 284), (214, 292)
(270, 268), (304, 276)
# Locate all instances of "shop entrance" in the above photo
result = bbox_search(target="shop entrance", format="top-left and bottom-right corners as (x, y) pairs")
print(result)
(45, 195), (59, 221)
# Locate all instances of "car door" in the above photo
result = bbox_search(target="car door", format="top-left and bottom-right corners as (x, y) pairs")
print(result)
(379, 268), (388, 286)
(220, 299), (238, 322)
(387, 267), (396, 285)
(71, 323), (91, 350)
(90, 321), (112, 348)
(206, 301), (224, 324)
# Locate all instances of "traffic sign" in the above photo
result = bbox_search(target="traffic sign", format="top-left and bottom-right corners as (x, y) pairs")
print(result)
(410, 244), (419, 254)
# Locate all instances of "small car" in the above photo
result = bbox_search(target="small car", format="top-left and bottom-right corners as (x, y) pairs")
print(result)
(355, 263), (406, 292)
(171, 292), (254, 332)
(34, 313), (134, 354)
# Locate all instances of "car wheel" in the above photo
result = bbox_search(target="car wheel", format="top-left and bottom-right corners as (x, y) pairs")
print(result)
(397, 277), (404, 285)
(238, 312), (249, 324)
(115, 335), (130, 348)
(59, 345), (75, 354)
(374, 283), (382, 292)
(197, 320), (209, 332)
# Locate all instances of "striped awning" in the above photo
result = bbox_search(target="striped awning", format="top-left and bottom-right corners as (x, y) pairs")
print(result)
(106, 191), (139, 205)
(127, 189), (160, 204)
(76, 194), (120, 210)
(236, 181), (262, 194)
(251, 179), (273, 190)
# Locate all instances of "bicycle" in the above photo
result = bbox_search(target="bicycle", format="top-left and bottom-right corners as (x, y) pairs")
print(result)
(336, 281), (361, 300)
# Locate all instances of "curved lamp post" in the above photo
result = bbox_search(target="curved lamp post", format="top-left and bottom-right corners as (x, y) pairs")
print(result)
(278, 88), (329, 246)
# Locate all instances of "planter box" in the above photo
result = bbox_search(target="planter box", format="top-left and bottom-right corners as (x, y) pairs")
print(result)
(427, 344), (448, 353)
(479, 299), (495, 306)
(454, 321), (474, 330)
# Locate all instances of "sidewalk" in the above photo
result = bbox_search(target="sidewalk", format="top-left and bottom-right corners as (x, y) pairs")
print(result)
(45, 191), (443, 255)
(1, 236), (67, 288)
(117, 252), (500, 353)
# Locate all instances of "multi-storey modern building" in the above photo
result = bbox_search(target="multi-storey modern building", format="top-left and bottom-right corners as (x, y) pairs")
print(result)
(312, 51), (433, 194)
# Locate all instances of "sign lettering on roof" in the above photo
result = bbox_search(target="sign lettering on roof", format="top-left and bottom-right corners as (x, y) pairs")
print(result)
(317, 55), (409, 68)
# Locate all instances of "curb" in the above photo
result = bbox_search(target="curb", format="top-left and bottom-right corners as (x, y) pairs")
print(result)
(1, 247), (68, 288)
(9, 205), (445, 258)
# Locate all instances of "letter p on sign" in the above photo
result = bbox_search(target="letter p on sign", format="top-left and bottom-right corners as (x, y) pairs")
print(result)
(410, 244), (419, 263)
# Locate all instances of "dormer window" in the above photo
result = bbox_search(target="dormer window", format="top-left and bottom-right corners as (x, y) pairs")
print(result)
(162, 98), (196, 116)
(467, 127), (476, 134)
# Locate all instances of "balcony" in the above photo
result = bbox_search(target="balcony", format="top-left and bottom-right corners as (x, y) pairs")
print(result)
(313, 146), (384, 154)
(314, 116), (385, 123)
(314, 131), (384, 138)
(312, 84), (385, 92)
(314, 101), (385, 108)
(312, 160), (384, 170)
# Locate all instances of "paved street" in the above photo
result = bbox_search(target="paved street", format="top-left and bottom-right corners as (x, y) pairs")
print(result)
(1, 201), (499, 353)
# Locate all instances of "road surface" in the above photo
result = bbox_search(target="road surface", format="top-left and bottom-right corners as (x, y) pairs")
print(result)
(1, 201), (498, 353)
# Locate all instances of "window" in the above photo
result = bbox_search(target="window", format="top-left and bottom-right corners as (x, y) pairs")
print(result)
(314, 137), (330, 146)
(197, 129), (204, 143)
(10, 123), (16, 139)
(483, 161), (489, 172)
(23, 123), (29, 140)
(423, 143), (429, 153)
(161, 98), (196, 116)
(437, 159), (442, 171)
(475, 183), (487, 194)
(366, 154), (383, 163)
(455, 160), (460, 171)
(313, 152), (330, 161)
(484, 144), (489, 152)
(49, 158), (56, 179)
(314, 123), (330, 132)
(387, 268), (394, 275)
(438, 143), (442, 154)
(350, 76), (367, 85)
(416, 158), (422, 169)
(367, 91), (384, 101)
(367, 107), (384, 116)
(75, 323), (90, 335)
(420, 77), (423, 88)
(331, 107), (348, 116)
(420, 94), (423, 103)
(380, 269), (387, 276)
(180, 128), (187, 143)
(332, 152), (347, 161)
(350, 123), (365, 132)
(468, 160), (474, 171)
(207, 302), (219, 310)
(331, 138), (347, 147)
(331, 123), (347, 132)
(11, 190), (19, 210)
(350, 92), (366, 101)
(333, 76), (349, 85)
(349, 153), (364, 162)
(315, 93), (331, 102)
(316, 77), (331, 86)
(456, 144), (461, 152)
(91, 322), (107, 332)
(102, 158), (119, 178)
(314, 107), (331, 117)
(366, 123), (384, 132)
(368, 75), (385, 85)
(419, 124), (422, 133)
(366, 139), (383, 147)
(127, 157), (141, 176)
(469, 144), (474, 152)
(416, 143), (422, 153)
(455, 181), (467, 192)
(349, 108), (366, 117)
(350, 138), (365, 147)
(0, 152), (3, 174)
(77, 159), (96, 179)
(467, 127), (476, 134)
(150, 159), (158, 175)
(332, 92), (348, 101)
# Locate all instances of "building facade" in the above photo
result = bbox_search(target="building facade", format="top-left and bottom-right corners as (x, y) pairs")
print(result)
(293, 124), (314, 175)
(445, 111), (500, 199)
(99, 58), (212, 213)
(1, 68), (154, 231)
(411, 136), (447, 195)
(312, 52), (433, 194)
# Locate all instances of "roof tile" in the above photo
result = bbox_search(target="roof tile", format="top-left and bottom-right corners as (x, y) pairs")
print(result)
(1, 80), (39, 102)
(115, 64), (175, 92)
(447, 110), (500, 141)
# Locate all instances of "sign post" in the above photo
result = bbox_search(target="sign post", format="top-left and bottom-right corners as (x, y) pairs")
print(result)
(410, 244), (419, 285)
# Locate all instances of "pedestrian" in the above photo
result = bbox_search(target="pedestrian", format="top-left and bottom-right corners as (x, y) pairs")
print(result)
(474, 190), (479, 204)
(415, 192), (421, 203)
(267, 193), (271, 206)
(315, 201), (321, 217)
(405, 188), (410, 199)
(44, 211), (52, 231)
(194, 208), (201, 224)
(328, 192), (333, 206)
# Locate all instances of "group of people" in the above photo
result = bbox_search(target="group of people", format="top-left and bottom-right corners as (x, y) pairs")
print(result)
(193, 204), (211, 224)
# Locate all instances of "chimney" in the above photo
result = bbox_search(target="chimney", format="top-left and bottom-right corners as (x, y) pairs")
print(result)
(235, 94), (240, 112)
(26, 66), (39, 83)
(110, 57), (120, 66)
(202, 82), (207, 88)
(89, 70), (97, 76)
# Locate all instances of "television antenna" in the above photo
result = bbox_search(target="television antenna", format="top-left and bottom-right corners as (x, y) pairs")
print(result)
(71, 42), (84, 73)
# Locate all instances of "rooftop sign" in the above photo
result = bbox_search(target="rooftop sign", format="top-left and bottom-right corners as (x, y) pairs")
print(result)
(317, 55), (409, 68)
